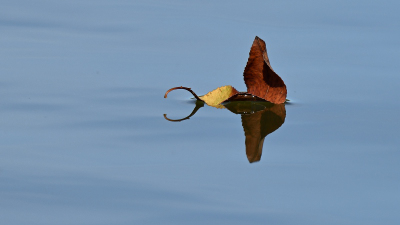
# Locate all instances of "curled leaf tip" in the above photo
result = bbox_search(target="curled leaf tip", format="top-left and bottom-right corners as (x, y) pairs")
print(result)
(164, 86), (202, 101)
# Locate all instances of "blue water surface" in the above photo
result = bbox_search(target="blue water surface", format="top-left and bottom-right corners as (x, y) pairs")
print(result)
(1, 1), (400, 224)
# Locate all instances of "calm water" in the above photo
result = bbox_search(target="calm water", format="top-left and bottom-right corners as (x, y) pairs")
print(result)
(1, 1), (400, 224)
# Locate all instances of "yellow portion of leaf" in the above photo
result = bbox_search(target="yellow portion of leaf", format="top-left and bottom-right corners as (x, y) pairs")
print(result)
(199, 85), (238, 107)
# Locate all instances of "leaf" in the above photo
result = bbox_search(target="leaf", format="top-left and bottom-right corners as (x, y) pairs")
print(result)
(164, 36), (287, 106)
(199, 85), (239, 107)
(243, 36), (287, 104)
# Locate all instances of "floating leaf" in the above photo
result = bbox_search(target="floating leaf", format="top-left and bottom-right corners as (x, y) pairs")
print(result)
(164, 37), (288, 163)
(243, 36), (287, 104)
(199, 85), (239, 107)
(164, 36), (287, 106)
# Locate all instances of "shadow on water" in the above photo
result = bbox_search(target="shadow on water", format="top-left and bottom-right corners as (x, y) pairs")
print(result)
(164, 101), (286, 163)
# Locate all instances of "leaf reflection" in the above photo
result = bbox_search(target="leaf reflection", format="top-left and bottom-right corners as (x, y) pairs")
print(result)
(163, 101), (204, 122)
(164, 101), (286, 163)
(224, 102), (286, 163)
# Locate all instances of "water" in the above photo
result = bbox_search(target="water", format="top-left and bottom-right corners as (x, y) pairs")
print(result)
(1, 1), (400, 224)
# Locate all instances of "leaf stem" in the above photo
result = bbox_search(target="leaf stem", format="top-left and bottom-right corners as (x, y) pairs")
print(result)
(164, 86), (202, 101)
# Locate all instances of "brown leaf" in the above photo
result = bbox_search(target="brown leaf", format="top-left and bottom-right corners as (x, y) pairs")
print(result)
(165, 36), (288, 107)
(243, 36), (287, 104)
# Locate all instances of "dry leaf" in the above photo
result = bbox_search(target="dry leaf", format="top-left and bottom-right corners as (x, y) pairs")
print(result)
(199, 85), (239, 107)
(164, 36), (287, 106)
(243, 36), (287, 104)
